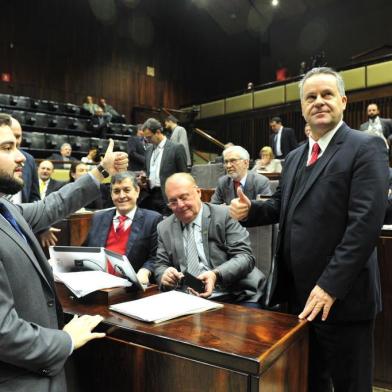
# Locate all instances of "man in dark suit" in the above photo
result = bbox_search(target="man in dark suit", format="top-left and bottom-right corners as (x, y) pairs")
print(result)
(48, 143), (77, 169)
(230, 67), (389, 391)
(269, 116), (298, 159)
(359, 102), (392, 148)
(85, 171), (162, 284)
(127, 125), (147, 171)
(211, 145), (271, 205)
(142, 118), (187, 215)
(37, 160), (66, 199)
(9, 117), (40, 203)
(155, 173), (265, 305)
(0, 116), (128, 392)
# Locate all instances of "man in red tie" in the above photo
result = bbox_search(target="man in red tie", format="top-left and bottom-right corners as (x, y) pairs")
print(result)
(210, 145), (271, 206)
(229, 67), (389, 392)
(84, 171), (162, 284)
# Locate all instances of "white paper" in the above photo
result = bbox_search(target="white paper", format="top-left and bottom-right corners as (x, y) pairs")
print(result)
(55, 270), (132, 298)
(109, 290), (223, 323)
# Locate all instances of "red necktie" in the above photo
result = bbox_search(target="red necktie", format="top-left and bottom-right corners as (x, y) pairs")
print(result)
(116, 215), (127, 236)
(107, 216), (128, 275)
(308, 143), (320, 166)
(233, 181), (241, 193)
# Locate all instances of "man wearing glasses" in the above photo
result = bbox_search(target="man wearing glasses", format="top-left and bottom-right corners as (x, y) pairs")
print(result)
(155, 172), (266, 306)
(211, 145), (271, 205)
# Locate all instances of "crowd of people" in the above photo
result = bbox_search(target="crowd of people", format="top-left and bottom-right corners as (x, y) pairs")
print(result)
(0, 66), (391, 391)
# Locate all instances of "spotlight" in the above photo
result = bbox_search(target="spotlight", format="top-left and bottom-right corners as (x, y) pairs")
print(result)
(271, 0), (279, 6)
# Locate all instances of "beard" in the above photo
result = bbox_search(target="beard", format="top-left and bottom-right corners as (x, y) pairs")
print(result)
(0, 169), (24, 195)
(369, 113), (378, 120)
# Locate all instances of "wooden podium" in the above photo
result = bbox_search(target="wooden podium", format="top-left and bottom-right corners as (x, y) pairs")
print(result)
(59, 288), (309, 392)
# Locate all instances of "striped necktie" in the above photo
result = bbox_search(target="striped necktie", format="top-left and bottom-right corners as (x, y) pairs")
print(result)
(183, 223), (202, 277)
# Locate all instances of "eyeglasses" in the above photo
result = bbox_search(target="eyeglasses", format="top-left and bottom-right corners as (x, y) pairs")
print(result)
(167, 193), (193, 208)
(223, 158), (243, 165)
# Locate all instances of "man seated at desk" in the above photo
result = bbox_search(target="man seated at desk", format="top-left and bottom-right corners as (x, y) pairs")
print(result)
(85, 171), (162, 285)
(155, 173), (265, 306)
(211, 145), (272, 205)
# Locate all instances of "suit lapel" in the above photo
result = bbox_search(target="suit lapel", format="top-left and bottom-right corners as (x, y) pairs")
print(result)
(290, 125), (347, 211)
(99, 209), (115, 245)
(201, 204), (210, 263)
(225, 177), (235, 204)
(172, 216), (187, 271)
(244, 173), (255, 197)
(145, 146), (153, 176)
(126, 208), (143, 256)
(0, 201), (54, 291)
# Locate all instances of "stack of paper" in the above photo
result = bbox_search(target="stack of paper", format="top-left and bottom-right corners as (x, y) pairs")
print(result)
(109, 290), (224, 323)
(55, 270), (132, 298)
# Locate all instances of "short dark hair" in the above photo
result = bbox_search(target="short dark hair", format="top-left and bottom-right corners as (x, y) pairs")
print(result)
(69, 161), (83, 182)
(0, 113), (12, 127)
(270, 116), (282, 124)
(142, 118), (162, 133)
(165, 115), (178, 123)
(110, 171), (139, 191)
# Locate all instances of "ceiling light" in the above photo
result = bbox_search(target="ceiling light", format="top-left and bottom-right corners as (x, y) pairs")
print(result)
(271, 0), (279, 6)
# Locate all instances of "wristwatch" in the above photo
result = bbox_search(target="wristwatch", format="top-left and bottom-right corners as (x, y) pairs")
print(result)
(96, 164), (110, 178)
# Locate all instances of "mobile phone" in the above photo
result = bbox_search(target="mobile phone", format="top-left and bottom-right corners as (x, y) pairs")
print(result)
(183, 272), (205, 293)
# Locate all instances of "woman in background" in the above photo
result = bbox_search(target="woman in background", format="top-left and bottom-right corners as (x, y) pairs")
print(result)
(251, 146), (282, 174)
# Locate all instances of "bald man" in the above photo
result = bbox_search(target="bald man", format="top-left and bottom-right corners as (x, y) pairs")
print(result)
(8, 117), (40, 203)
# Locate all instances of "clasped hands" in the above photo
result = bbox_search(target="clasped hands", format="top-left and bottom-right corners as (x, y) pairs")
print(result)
(161, 267), (217, 298)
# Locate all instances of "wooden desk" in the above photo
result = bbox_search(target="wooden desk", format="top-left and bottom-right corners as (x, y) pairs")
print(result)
(59, 289), (309, 392)
(374, 229), (392, 388)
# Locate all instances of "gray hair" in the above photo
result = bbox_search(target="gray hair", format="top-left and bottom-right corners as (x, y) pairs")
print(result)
(223, 145), (250, 160)
(110, 171), (139, 191)
(0, 113), (12, 127)
(299, 67), (346, 100)
(60, 143), (72, 150)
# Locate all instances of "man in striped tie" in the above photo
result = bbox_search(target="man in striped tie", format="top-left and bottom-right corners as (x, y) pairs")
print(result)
(154, 172), (265, 307)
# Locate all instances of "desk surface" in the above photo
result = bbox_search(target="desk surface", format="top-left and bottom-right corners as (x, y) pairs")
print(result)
(59, 288), (307, 377)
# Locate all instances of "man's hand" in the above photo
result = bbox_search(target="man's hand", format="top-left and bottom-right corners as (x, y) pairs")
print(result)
(197, 270), (217, 298)
(161, 267), (183, 288)
(63, 314), (106, 350)
(229, 188), (251, 221)
(298, 285), (336, 322)
(39, 227), (61, 248)
(136, 268), (151, 285)
(96, 139), (128, 177)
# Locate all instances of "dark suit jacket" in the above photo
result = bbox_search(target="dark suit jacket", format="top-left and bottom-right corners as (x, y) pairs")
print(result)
(211, 171), (272, 205)
(247, 123), (389, 322)
(270, 127), (298, 158)
(45, 179), (66, 197)
(21, 150), (40, 202)
(85, 207), (162, 274)
(127, 136), (146, 171)
(145, 139), (188, 200)
(0, 175), (101, 391)
(155, 203), (265, 303)
(359, 117), (392, 139)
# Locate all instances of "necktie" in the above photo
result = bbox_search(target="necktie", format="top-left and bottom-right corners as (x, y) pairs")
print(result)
(308, 143), (320, 166)
(39, 180), (46, 199)
(0, 203), (26, 240)
(233, 181), (241, 194)
(116, 215), (128, 236)
(184, 223), (202, 277)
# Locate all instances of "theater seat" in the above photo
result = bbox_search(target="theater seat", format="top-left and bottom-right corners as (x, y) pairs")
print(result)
(30, 132), (46, 149)
(69, 136), (90, 152)
(46, 134), (69, 150)
(0, 94), (10, 106)
(9, 110), (26, 124)
(65, 103), (81, 116)
(116, 140), (128, 152)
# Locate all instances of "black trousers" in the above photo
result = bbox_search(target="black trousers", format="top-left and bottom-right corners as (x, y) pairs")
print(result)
(308, 319), (375, 392)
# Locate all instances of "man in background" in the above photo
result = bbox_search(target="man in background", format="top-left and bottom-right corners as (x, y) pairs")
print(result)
(165, 115), (191, 167)
(38, 160), (66, 199)
(211, 145), (271, 205)
(269, 116), (298, 159)
(48, 143), (77, 169)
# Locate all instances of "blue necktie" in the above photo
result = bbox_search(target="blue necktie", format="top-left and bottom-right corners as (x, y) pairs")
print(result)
(0, 203), (26, 240)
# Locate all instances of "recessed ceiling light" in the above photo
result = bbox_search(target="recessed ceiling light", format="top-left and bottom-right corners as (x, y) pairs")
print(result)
(271, 0), (279, 6)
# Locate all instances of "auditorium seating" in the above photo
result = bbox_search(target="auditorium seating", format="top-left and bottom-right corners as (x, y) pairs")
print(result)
(0, 93), (137, 159)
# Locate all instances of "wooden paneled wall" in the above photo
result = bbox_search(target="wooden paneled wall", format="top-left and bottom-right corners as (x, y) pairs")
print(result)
(192, 85), (392, 159)
(0, 0), (194, 122)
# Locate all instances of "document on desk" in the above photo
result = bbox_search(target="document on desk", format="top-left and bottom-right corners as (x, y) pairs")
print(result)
(109, 290), (224, 323)
(55, 271), (132, 298)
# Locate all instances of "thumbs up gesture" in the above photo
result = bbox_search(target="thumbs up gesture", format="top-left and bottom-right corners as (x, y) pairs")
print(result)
(229, 187), (251, 221)
(100, 139), (129, 176)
